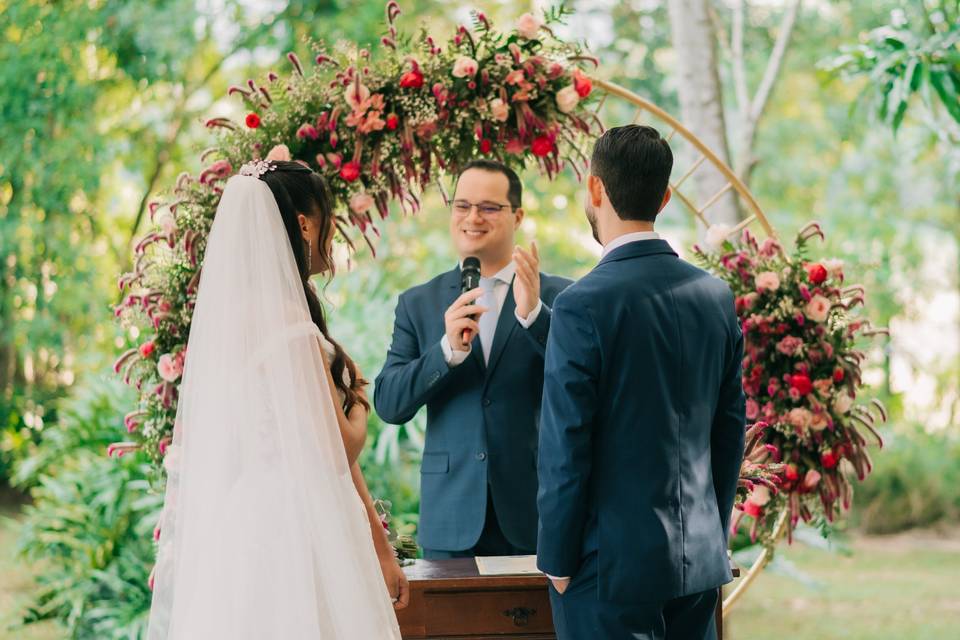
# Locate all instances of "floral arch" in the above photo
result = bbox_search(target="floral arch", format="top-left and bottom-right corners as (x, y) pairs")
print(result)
(112, 2), (886, 615)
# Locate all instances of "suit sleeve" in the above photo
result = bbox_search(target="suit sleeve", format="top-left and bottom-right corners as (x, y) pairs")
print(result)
(373, 293), (456, 425)
(711, 300), (747, 540)
(536, 291), (600, 578)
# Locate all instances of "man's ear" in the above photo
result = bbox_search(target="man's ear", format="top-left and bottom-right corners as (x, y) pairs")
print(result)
(659, 187), (672, 213)
(588, 175), (603, 208)
(513, 207), (525, 230)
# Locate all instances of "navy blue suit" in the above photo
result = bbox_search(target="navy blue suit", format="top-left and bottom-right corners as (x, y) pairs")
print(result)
(536, 239), (745, 639)
(375, 266), (571, 554)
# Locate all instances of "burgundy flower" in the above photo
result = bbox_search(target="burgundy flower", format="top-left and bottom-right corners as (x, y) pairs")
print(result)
(789, 373), (813, 396)
(399, 69), (424, 89)
(806, 262), (828, 285)
(339, 161), (361, 182)
(531, 135), (554, 157)
(386, 113), (399, 130)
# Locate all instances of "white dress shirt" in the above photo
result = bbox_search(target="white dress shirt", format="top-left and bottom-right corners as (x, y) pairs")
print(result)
(601, 230), (660, 259)
(440, 261), (542, 366)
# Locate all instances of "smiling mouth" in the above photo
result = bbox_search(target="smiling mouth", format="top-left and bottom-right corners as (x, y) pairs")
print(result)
(462, 229), (488, 237)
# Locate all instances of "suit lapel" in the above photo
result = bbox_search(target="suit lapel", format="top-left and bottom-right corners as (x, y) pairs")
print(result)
(484, 276), (518, 381)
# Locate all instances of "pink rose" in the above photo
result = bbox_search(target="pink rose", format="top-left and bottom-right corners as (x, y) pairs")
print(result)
(745, 399), (759, 420)
(755, 271), (780, 292)
(155, 209), (177, 235)
(489, 98), (510, 122)
(776, 335), (803, 356)
(805, 294), (831, 323)
(555, 85), (580, 113)
(516, 12), (542, 39)
(452, 56), (479, 78)
(350, 192), (375, 214)
(803, 470), (822, 490)
(810, 412), (830, 432)
(266, 144), (291, 161)
(157, 352), (183, 383)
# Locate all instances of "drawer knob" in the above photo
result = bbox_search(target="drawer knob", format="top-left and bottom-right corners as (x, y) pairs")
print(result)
(503, 606), (537, 627)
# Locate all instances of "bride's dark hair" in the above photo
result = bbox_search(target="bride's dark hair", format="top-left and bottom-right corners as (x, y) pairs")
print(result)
(259, 161), (368, 413)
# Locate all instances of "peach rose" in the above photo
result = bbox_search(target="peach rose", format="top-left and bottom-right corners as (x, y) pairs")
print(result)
(809, 412), (830, 432)
(556, 85), (580, 113)
(833, 393), (854, 414)
(489, 98), (510, 122)
(805, 294), (831, 323)
(786, 407), (812, 430)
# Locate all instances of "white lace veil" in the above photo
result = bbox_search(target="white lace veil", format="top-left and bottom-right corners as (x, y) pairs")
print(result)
(147, 174), (400, 639)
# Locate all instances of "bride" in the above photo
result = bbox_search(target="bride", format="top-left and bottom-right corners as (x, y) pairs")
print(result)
(147, 160), (405, 638)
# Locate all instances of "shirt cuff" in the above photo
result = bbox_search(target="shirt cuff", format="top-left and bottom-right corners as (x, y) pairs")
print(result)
(546, 574), (570, 581)
(515, 299), (543, 329)
(440, 334), (470, 367)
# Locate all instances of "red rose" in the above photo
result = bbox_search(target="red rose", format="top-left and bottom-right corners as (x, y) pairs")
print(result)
(530, 135), (554, 157)
(806, 262), (828, 285)
(833, 366), (845, 383)
(386, 113), (399, 130)
(572, 69), (592, 98)
(339, 161), (361, 182)
(821, 450), (839, 469)
(784, 464), (799, 481)
(139, 341), (155, 358)
(399, 70), (424, 89)
(245, 113), (261, 129)
(742, 501), (762, 518)
(479, 139), (492, 154)
(789, 373), (813, 396)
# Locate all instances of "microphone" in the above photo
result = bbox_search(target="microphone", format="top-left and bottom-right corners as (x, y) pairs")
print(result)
(460, 257), (482, 345)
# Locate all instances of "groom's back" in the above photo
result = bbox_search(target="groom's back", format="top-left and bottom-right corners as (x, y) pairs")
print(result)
(568, 240), (743, 603)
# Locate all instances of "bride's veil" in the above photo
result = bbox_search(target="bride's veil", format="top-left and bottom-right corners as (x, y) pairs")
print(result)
(147, 173), (400, 639)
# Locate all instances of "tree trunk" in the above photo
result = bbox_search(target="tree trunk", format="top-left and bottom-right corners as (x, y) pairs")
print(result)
(667, 0), (741, 226)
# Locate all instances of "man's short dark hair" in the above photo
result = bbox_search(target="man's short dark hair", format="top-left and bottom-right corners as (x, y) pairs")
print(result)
(455, 159), (523, 209)
(591, 125), (673, 222)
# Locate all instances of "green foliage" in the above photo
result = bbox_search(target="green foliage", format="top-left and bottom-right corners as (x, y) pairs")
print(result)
(10, 379), (159, 639)
(852, 427), (960, 534)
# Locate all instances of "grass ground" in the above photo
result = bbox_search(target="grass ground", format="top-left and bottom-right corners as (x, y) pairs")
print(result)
(2, 498), (958, 640)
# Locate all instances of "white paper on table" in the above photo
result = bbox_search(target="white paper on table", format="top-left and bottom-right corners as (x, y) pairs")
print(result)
(474, 555), (543, 576)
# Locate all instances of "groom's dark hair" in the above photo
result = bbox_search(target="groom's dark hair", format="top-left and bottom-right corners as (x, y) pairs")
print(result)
(591, 125), (673, 222)
(455, 159), (523, 209)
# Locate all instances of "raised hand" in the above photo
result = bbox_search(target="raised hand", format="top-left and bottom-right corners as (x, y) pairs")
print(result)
(444, 288), (488, 351)
(513, 241), (541, 320)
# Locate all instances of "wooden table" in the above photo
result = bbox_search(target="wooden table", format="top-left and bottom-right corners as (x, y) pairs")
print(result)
(397, 558), (738, 639)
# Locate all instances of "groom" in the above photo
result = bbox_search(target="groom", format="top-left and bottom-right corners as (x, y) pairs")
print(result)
(536, 126), (746, 639)
(375, 160), (571, 559)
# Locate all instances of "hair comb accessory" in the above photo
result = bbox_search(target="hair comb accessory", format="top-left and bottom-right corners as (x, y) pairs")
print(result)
(238, 159), (277, 179)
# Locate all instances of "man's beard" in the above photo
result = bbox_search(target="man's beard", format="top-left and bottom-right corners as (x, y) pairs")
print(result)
(585, 202), (600, 244)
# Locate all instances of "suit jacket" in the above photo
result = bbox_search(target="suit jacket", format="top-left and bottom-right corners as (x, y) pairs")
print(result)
(536, 239), (746, 603)
(375, 266), (572, 552)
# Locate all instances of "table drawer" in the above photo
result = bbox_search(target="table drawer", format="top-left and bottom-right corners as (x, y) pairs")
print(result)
(421, 587), (553, 636)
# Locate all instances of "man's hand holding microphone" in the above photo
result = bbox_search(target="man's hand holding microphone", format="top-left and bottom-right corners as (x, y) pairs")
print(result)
(444, 256), (486, 352)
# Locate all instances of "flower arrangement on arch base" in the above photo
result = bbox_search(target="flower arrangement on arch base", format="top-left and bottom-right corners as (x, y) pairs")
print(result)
(697, 222), (889, 548)
(110, 3), (601, 570)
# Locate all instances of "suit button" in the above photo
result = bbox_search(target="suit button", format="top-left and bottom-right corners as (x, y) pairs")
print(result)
(476, 452), (487, 461)
(482, 398), (492, 407)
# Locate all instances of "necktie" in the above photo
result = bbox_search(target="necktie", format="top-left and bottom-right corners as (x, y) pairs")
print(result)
(478, 277), (498, 364)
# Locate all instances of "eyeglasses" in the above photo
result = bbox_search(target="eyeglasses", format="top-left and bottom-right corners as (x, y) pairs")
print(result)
(451, 200), (514, 217)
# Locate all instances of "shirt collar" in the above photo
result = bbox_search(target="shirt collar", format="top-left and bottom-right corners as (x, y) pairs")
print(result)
(601, 231), (660, 259)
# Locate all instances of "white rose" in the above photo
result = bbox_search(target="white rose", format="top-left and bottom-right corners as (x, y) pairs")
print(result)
(833, 393), (854, 414)
(705, 223), (733, 250)
(555, 85), (580, 113)
(750, 485), (771, 507)
(804, 294), (832, 323)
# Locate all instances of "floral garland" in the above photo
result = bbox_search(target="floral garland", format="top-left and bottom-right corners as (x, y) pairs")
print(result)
(111, 4), (600, 469)
(696, 223), (888, 545)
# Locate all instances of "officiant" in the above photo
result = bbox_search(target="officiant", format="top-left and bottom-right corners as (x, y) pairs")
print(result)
(374, 160), (571, 559)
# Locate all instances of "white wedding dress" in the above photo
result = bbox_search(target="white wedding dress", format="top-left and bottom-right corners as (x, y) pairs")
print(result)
(147, 174), (402, 639)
